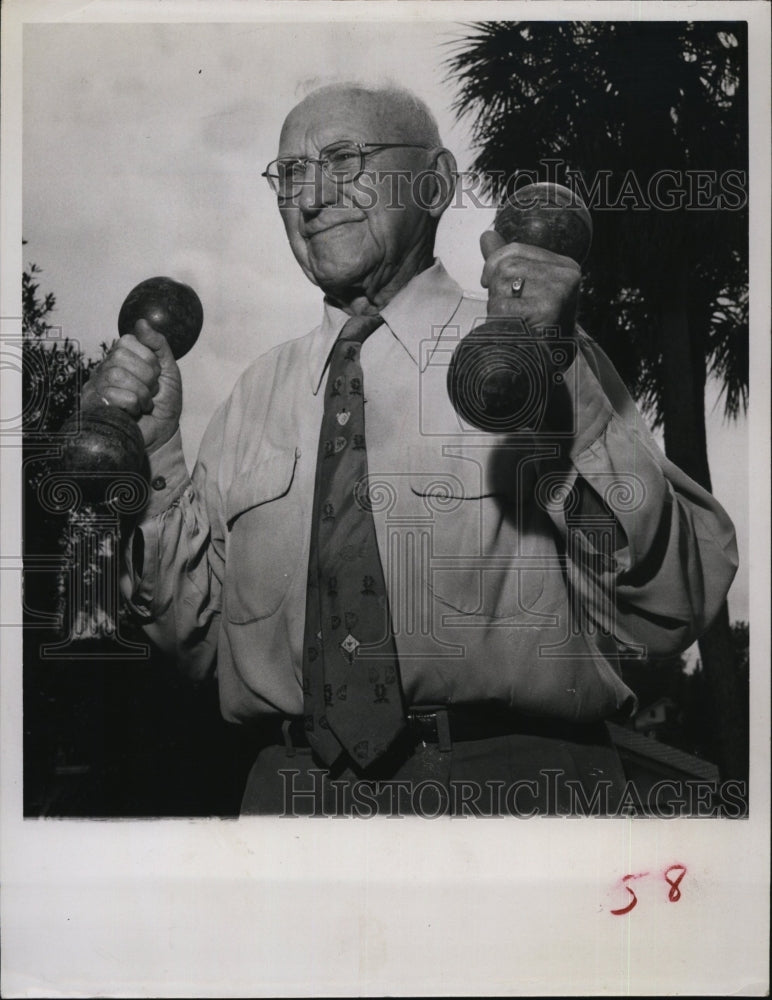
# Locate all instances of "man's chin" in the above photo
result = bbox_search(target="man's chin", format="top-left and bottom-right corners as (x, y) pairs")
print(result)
(307, 262), (372, 300)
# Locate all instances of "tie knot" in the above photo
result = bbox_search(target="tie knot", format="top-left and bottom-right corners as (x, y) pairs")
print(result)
(338, 313), (383, 346)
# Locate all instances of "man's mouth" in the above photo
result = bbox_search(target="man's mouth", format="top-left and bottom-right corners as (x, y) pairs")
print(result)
(303, 218), (360, 239)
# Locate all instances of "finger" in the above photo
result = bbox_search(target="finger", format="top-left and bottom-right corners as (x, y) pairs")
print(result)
(480, 228), (506, 262)
(132, 319), (176, 366)
(109, 344), (162, 385)
(97, 386), (147, 419)
(481, 242), (581, 290)
(101, 365), (156, 411)
(485, 241), (582, 269)
(486, 269), (581, 314)
(114, 333), (163, 372)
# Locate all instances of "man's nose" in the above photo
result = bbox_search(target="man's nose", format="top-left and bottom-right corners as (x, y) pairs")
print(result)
(296, 161), (341, 214)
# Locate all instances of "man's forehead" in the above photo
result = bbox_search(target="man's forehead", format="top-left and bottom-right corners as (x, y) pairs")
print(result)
(279, 88), (406, 151)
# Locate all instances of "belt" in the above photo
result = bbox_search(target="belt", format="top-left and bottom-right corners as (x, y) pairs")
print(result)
(273, 706), (608, 754)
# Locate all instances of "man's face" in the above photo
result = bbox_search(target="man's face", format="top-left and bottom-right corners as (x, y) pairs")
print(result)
(275, 89), (436, 303)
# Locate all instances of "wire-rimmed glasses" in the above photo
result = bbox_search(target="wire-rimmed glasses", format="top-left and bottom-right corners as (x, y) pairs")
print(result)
(262, 141), (430, 199)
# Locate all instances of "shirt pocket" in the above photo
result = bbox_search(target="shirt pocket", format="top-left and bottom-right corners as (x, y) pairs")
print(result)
(224, 446), (302, 623)
(409, 478), (549, 622)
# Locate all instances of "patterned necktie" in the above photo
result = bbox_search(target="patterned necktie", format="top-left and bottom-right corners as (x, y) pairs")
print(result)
(302, 314), (406, 769)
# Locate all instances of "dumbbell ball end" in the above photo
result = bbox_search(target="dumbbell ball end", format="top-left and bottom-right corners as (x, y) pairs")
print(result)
(59, 405), (146, 479)
(117, 276), (203, 360)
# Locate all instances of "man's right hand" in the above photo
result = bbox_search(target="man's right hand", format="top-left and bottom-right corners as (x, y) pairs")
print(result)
(81, 320), (183, 455)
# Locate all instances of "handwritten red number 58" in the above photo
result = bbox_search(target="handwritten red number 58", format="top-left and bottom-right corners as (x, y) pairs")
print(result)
(610, 865), (687, 915)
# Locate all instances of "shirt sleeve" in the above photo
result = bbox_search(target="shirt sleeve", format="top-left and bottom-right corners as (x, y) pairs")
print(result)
(536, 330), (739, 658)
(120, 408), (228, 683)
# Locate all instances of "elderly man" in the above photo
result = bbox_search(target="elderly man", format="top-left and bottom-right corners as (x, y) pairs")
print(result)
(88, 82), (737, 816)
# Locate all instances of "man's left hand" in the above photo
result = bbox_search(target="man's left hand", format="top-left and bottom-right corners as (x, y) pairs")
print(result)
(480, 229), (581, 340)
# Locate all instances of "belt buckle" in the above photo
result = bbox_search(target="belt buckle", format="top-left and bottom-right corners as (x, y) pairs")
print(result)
(408, 708), (435, 747)
(408, 706), (451, 752)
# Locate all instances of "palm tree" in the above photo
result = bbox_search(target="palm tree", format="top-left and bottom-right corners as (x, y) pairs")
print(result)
(447, 21), (748, 781)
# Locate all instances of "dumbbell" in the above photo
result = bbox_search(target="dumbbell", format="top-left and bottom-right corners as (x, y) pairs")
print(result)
(59, 276), (203, 481)
(446, 182), (592, 433)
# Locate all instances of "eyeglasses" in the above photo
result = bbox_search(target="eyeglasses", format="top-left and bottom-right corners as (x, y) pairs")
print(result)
(262, 141), (431, 198)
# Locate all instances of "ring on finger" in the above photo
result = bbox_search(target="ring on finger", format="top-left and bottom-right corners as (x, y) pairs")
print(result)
(511, 277), (525, 297)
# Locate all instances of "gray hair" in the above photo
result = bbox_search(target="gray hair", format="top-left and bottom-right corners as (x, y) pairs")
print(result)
(290, 78), (443, 147)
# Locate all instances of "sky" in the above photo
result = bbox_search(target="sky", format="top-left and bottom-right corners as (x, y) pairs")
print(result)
(21, 18), (749, 622)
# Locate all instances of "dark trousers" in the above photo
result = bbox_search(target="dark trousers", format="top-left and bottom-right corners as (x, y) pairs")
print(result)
(239, 714), (628, 817)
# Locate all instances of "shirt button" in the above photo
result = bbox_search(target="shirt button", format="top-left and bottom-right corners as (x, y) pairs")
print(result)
(151, 475), (166, 491)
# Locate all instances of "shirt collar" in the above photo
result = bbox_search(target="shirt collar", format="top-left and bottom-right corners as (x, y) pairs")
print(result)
(307, 259), (465, 394)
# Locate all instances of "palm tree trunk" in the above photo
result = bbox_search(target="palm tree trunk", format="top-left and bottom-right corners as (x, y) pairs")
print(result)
(659, 264), (748, 783)
(660, 271), (711, 488)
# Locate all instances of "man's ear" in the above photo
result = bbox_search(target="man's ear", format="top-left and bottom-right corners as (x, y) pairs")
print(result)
(426, 148), (457, 220)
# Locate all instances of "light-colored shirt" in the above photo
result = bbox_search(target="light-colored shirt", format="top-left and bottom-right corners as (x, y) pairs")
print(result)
(123, 260), (738, 727)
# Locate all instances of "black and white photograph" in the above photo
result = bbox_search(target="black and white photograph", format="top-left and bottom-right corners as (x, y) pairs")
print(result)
(1, 0), (769, 995)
